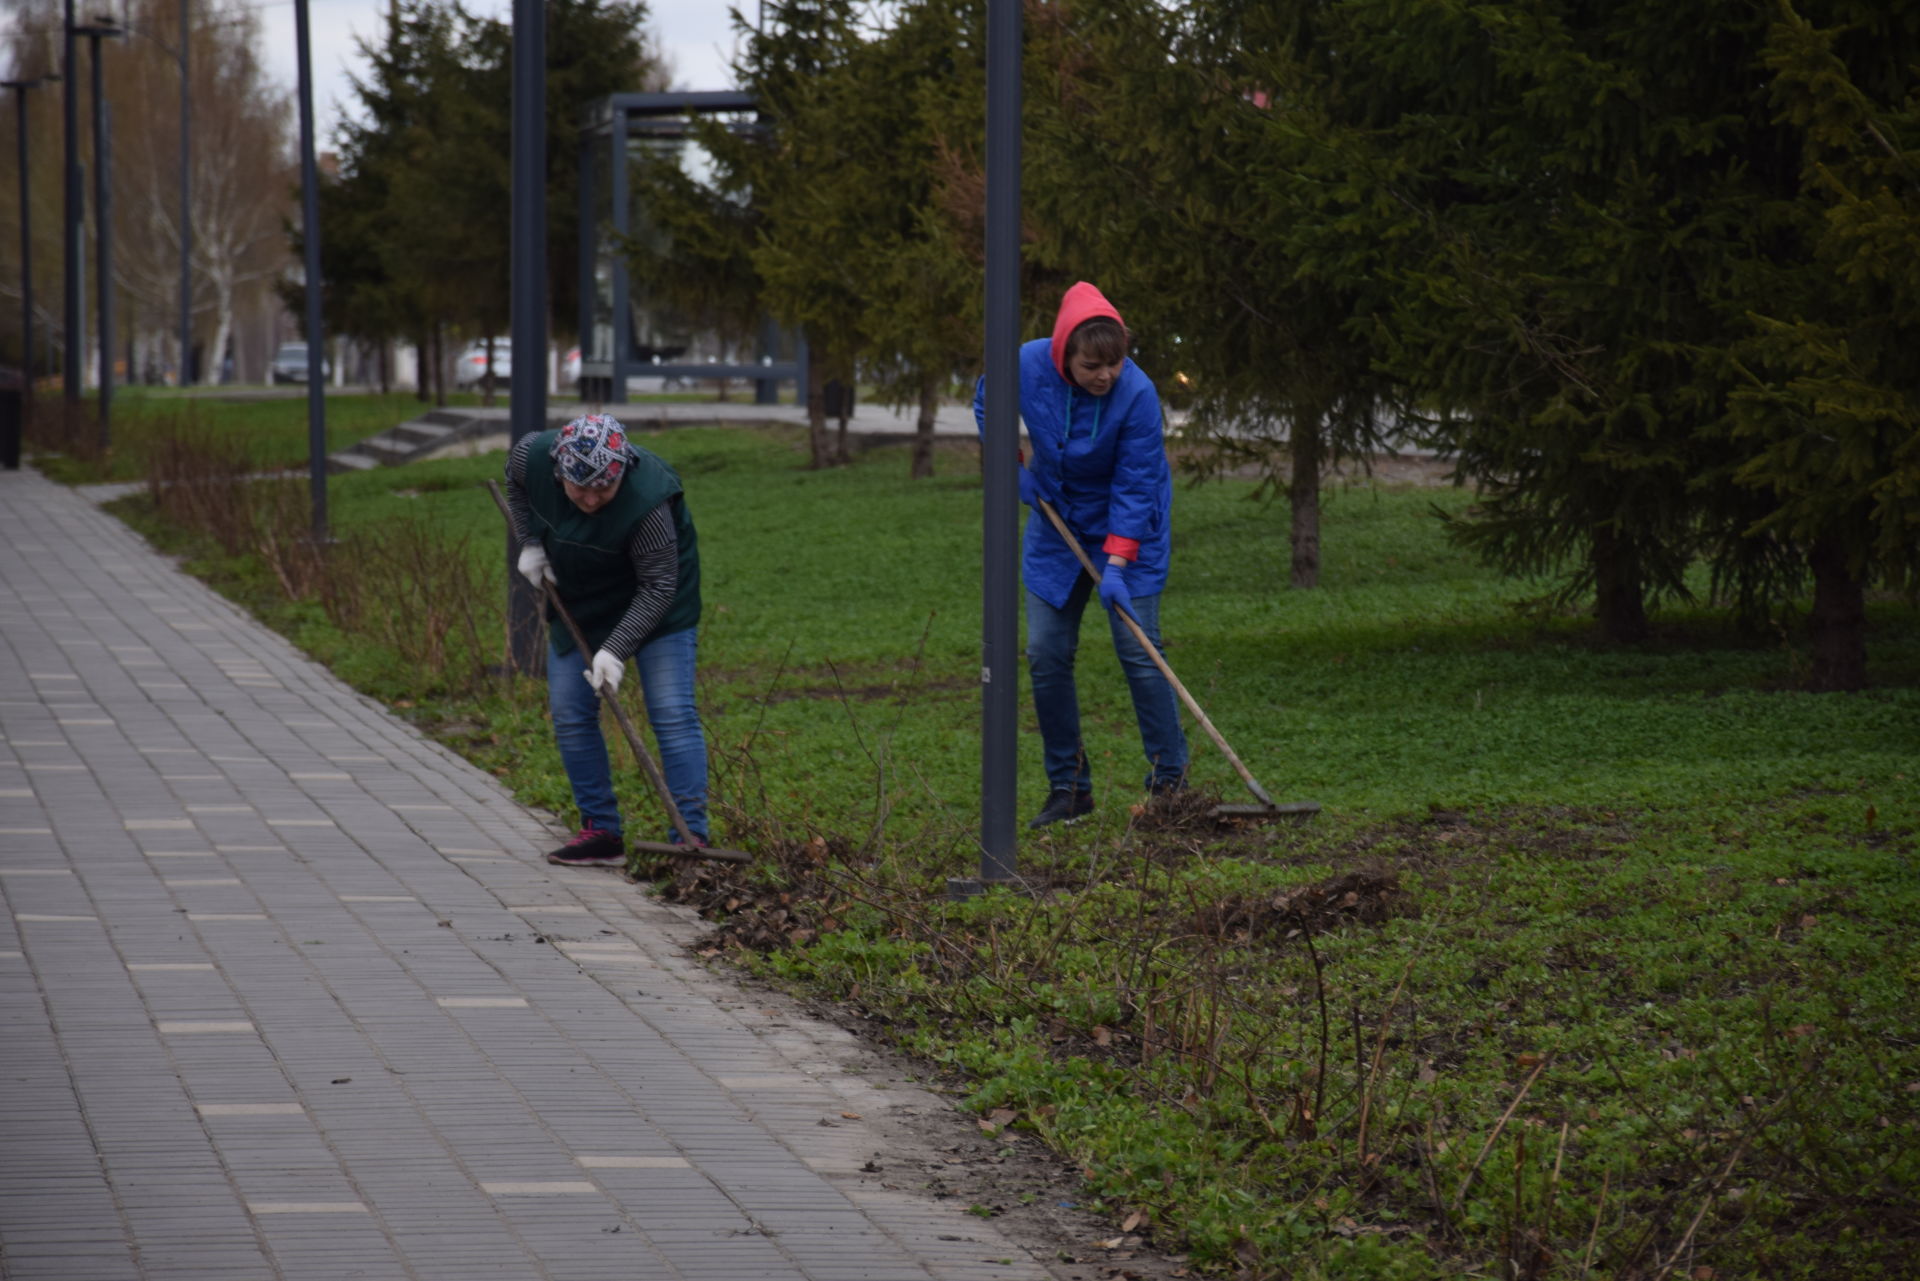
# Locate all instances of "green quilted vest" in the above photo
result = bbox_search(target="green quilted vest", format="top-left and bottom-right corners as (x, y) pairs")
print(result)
(523, 430), (701, 656)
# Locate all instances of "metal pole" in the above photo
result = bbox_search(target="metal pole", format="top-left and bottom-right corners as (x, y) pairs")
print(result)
(62, 0), (80, 404)
(12, 86), (32, 410)
(294, 0), (326, 540)
(976, 0), (1022, 888)
(609, 106), (629, 405)
(179, 0), (192, 386)
(89, 37), (110, 446)
(506, 0), (547, 673)
(575, 134), (593, 400)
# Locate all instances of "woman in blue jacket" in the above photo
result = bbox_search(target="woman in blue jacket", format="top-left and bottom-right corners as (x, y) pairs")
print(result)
(976, 282), (1188, 827)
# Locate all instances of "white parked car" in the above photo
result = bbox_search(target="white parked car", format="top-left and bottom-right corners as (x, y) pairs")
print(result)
(454, 339), (511, 390)
(270, 342), (329, 385)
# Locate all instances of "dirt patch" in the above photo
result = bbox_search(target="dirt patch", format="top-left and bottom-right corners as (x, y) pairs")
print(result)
(1189, 868), (1417, 942)
(634, 830), (851, 953)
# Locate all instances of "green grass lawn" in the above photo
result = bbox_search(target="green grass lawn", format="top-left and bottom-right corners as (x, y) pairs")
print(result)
(104, 420), (1919, 1279)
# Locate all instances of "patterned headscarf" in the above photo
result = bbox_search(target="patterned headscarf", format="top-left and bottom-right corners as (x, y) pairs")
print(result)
(550, 413), (630, 488)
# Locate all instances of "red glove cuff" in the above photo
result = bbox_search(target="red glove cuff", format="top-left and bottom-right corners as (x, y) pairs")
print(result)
(1102, 535), (1140, 561)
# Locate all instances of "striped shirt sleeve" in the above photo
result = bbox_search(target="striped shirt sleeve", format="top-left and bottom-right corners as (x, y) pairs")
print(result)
(601, 503), (679, 660)
(504, 435), (537, 544)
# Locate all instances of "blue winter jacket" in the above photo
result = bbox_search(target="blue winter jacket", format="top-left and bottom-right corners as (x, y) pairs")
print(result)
(974, 284), (1173, 610)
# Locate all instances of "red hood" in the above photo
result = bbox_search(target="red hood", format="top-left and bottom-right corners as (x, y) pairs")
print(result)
(1049, 282), (1125, 381)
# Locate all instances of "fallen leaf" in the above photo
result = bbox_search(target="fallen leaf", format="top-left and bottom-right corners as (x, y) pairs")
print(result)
(1092, 1026), (1112, 1047)
(1864, 805), (1877, 829)
(987, 1108), (1017, 1127)
(1121, 1210), (1147, 1233)
(1691, 1268), (1716, 1280)
(841, 1112), (862, 1120)
(1787, 1024), (1818, 1039)
(1098, 1236), (1126, 1250)
(1417, 1062), (1439, 1085)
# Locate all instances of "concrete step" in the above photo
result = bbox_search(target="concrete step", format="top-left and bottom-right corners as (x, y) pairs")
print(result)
(326, 451), (379, 474)
(389, 420), (456, 447)
(355, 433), (419, 462)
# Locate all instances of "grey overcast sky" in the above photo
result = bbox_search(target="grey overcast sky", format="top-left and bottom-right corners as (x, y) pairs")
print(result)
(256, 0), (748, 138)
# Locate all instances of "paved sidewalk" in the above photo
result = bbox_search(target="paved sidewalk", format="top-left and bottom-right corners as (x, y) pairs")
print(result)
(0, 465), (1054, 1281)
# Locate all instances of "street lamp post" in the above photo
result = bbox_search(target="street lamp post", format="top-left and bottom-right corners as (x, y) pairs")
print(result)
(294, 0), (327, 541)
(3, 75), (60, 407)
(61, 0), (79, 404)
(73, 17), (123, 448)
(506, 0), (547, 672)
(952, 0), (1023, 899)
(178, 0), (191, 386)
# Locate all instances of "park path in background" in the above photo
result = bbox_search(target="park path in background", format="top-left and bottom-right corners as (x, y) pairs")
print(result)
(0, 464), (1056, 1281)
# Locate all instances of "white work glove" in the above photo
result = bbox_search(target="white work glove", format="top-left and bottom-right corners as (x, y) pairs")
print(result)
(516, 543), (556, 590)
(586, 649), (624, 696)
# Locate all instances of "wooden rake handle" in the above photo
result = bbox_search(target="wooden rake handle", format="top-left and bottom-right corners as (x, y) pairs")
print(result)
(1033, 497), (1278, 810)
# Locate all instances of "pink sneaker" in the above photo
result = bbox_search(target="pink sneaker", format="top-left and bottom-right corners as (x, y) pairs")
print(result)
(545, 827), (625, 866)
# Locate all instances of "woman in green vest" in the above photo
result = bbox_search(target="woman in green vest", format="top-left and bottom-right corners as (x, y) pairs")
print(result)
(505, 413), (708, 864)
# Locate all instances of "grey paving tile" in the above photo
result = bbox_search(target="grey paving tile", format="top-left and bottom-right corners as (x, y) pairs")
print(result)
(0, 468), (1058, 1281)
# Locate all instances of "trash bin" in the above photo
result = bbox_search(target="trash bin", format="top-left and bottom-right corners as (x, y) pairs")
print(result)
(0, 381), (22, 471)
(822, 379), (855, 422)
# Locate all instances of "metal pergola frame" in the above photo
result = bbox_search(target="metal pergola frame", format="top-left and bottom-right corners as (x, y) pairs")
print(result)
(575, 90), (805, 405)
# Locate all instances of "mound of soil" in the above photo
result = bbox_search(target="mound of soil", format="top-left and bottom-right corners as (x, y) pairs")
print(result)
(1190, 868), (1416, 942)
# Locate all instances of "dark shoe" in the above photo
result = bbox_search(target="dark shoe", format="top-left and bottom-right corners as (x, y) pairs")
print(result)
(1027, 789), (1094, 829)
(1147, 776), (1189, 798)
(545, 827), (625, 866)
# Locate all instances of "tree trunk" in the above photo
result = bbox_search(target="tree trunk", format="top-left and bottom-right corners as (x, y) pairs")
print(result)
(911, 372), (937, 479)
(481, 334), (497, 408)
(1591, 524), (1650, 644)
(432, 324), (447, 408)
(414, 332), (430, 401)
(203, 282), (232, 387)
(1806, 535), (1866, 692)
(805, 341), (831, 469)
(378, 341), (391, 396)
(1289, 420), (1323, 589)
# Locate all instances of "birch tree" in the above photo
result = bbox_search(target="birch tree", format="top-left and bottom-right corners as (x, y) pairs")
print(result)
(2, 0), (290, 384)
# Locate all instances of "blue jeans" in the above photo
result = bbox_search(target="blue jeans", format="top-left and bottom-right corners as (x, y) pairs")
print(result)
(1025, 577), (1189, 794)
(547, 628), (709, 843)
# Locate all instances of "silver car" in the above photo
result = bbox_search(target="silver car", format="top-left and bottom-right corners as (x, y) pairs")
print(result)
(269, 342), (329, 385)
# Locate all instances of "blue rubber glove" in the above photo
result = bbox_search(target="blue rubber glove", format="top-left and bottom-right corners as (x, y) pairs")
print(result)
(1098, 561), (1132, 615)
